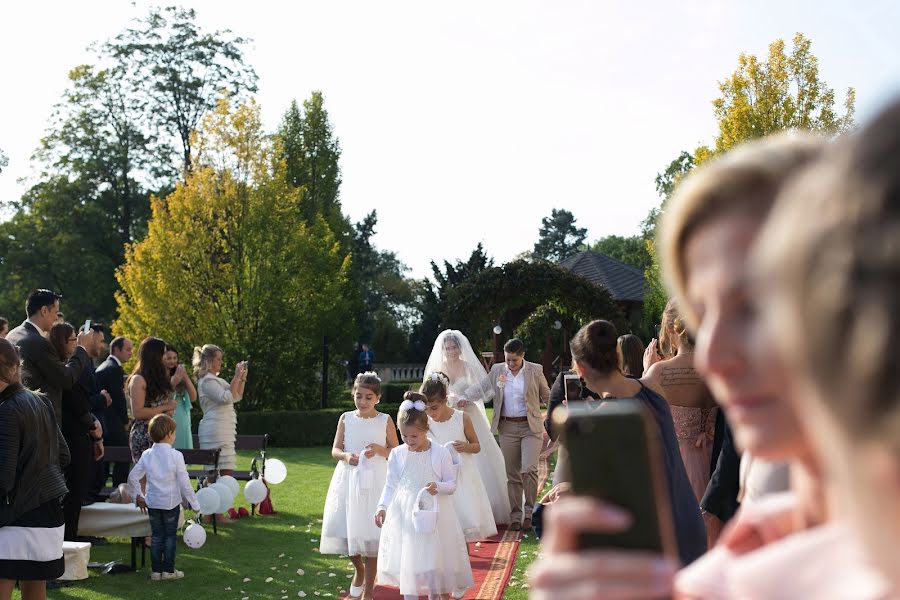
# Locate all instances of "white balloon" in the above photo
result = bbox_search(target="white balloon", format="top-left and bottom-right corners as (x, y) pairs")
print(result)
(264, 458), (288, 485)
(209, 483), (233, 513)
(217, 475), (240, 497)
(196, 487), (219, 515)
(183, 522), (207, 549)
(244, 479), (268, 504)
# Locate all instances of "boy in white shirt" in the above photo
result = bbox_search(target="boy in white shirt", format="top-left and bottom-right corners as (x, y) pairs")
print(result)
(128, 414), (200, 580)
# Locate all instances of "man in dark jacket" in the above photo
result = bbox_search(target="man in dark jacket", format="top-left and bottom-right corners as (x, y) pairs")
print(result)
(5, 289), (91, 421)
(61, 325), (108, 540)
(95, 335), (133, 487)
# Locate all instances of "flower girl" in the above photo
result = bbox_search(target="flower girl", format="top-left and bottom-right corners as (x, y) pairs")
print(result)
(320, 373), (398, 600)
(375, 393), (474, 600)
(422, 372), (497, 542)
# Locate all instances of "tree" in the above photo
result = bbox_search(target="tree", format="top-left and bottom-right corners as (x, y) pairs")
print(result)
(590, 235), (651, 271)
(108, 5), (258, 174)
(278, 93), (349, 240)
(114, 97), (352, 410)
(697, 32), (855, 163)
(0, 147), (7, 173)
(349, 210), (418, 363)
(641, 32), (855, 334)
(533, 209), (587, 262)
(0, 176), (120, 324)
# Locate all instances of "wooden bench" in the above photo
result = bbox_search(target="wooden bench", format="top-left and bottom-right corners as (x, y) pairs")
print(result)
(192, 433), (269, 480)
(97, 446), (220, 499)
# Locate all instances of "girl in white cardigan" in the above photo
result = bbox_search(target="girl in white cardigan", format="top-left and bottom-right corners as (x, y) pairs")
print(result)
(375, 393), (474, 600)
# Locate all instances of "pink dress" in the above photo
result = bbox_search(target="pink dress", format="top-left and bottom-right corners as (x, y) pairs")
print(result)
(675, 493), (895, 600)
(670, 406), (717, 502)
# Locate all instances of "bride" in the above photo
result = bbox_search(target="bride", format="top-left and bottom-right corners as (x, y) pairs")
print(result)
(425, 330), (511, 525)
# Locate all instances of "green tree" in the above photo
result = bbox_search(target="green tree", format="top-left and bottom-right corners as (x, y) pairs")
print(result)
(349, 210), (418, 362)
(408, 243), (495, 360)
(114, 97), (352, 410)
(0, 177), (120, 324)
(278, 93), (349, 240)
(590, 235), (651, 271)
(0, 147), (7, 173)
(108, 5), (258, 174)
(533, 209), (587, 262)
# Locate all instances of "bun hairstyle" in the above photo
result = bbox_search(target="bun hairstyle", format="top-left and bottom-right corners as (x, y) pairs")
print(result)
(353, 371), (382, 396)
(659, 298), (694, 357)
(420, 372), (449, 401)
(570, 320), (620, 376)
(399, 391), (430, 431)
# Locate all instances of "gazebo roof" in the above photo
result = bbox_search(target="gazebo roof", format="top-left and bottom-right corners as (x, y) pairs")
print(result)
(558, 251), (645, 302)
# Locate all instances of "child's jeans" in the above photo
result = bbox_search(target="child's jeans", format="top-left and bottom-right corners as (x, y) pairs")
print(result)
(148, 506), (181, 573)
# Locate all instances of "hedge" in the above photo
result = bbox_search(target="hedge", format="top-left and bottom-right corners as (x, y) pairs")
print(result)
(238, 404), (404, 447)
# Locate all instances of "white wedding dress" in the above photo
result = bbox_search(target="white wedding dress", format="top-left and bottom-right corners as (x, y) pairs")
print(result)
(425, 330), (511, 525)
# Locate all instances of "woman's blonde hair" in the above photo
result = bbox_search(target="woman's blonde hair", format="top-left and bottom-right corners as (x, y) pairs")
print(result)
(193, 344), (223, 379)
(659, 132), (826, 330)
(659, 298), (693, 357)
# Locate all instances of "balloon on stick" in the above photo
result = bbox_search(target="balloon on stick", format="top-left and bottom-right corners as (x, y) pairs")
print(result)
(244, 479), (268, 504)
(265, 458), (287, 484)
(196, 487), (219, 515)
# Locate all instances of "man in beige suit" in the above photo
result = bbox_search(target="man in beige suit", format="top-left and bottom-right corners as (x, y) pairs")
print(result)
(488, 338), (550, 530)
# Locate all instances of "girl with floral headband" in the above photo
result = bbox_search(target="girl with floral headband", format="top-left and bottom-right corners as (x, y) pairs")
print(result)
(422, 372), (498, 546)
(321, 372), (399, 600)
(375, 392), (474, 599)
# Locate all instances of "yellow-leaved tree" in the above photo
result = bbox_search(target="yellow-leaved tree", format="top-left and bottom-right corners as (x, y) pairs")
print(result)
(643, 32), (856, 333)
(114, 96), (353, 410)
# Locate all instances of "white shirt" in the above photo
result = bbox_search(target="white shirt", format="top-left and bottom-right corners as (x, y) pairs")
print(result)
(501, 367), (527, 417)
(26, 318), (46, 335)
(109, 354), (122, 367)
(376, 443), (457, 512)
(128, 442), (200, 511)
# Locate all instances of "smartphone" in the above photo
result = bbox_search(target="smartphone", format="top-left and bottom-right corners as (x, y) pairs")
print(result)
(554, 401), (676, 556)
(82, 319), (91, 334)
(563, 371), (581, 403)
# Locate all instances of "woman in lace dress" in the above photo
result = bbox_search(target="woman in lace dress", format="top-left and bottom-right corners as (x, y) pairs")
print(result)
(643, 299), (717, 501)
(195, 345), (247, 475)
(424, 330), (511, 525)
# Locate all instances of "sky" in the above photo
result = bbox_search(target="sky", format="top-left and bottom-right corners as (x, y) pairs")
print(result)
(2, 1), (899, 279)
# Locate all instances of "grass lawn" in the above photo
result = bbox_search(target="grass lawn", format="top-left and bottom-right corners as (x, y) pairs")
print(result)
(36, 444), (543, 600)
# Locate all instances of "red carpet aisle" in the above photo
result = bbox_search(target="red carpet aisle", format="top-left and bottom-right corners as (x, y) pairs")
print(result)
(343, 527), (521, 600)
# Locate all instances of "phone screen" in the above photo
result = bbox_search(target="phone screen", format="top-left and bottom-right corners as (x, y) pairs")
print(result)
(555, 401), (676, 556)
(563, 372), (581, 403)
(82, 319), (91, 334)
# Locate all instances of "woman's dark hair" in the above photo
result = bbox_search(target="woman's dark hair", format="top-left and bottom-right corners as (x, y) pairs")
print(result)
(617, 334), (645, 378)
(0, 317), (8, 330)
(128, 337), (173, 403)
(0, 338), (21, 385)
(570, 320), (621, 376)
(164, 344), (186, 393)
(48, 322), (75, 361)
(504, 338), (525, 354)
(420, 372), (449, 401)
(399, 391), (430, 431)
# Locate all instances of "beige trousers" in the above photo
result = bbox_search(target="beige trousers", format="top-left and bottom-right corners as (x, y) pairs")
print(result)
(499, 419), (543, 523)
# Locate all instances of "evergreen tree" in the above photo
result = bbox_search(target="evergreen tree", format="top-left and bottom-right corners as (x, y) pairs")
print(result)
(532, 209), (587, 262)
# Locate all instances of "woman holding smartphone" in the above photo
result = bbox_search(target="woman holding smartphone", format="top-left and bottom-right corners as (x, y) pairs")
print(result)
(194, 345), (247, 477)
